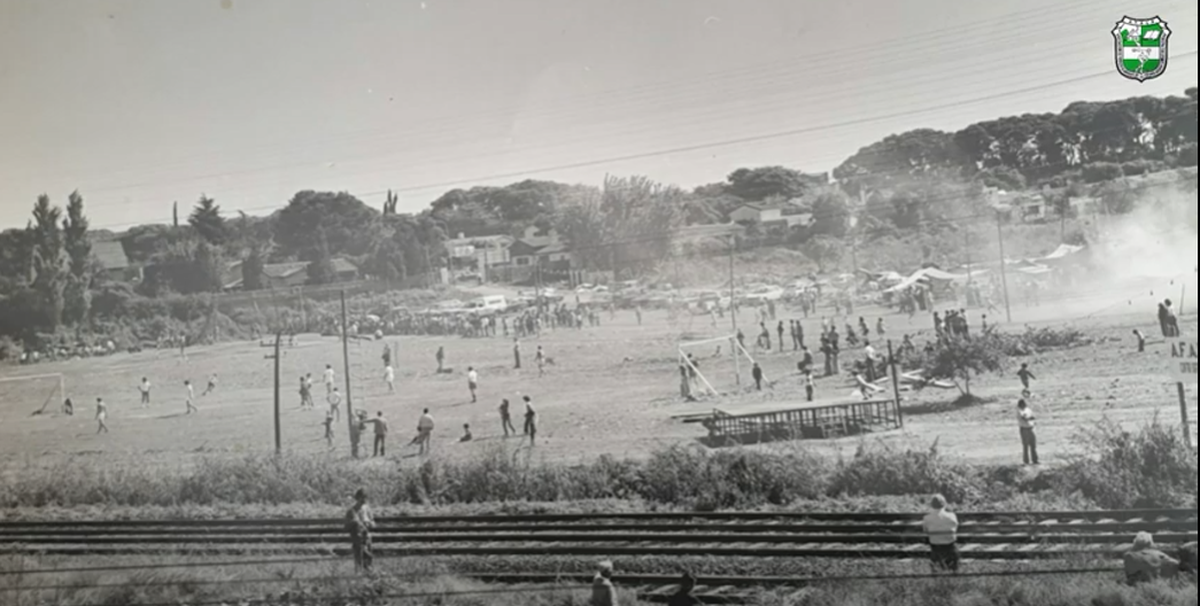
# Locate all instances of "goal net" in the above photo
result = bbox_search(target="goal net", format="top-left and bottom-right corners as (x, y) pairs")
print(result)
(0, 373), (67, 417)
(677, 334), (761, 398)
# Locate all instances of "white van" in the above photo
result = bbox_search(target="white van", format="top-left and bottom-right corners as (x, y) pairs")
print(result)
(476, 295), (508, 313)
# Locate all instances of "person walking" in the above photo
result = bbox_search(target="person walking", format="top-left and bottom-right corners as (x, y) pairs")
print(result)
(323, 412), (335, 448)
(921, 494), (959, 573)
(499, 399), (516, 437)
(345, 488), (375, 573)
(1017, 399), (1039, 465)
(1016, 363), (1036, 391)
(95, 397), (109, 434)
(184, 380), (198, 414)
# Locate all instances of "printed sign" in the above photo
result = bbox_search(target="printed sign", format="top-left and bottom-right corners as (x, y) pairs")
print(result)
(1170, 338), (1197, 384)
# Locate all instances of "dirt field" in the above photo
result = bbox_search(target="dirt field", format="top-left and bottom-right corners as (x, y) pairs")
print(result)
(0, 277), (1195, 474)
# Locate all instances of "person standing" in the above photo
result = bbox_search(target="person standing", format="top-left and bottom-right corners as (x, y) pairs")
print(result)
(381, 344), (391, 369)
(804, 370), (815, 402)
(499, 399), (516, 437)
(323, 364), (336, 395)
(536, 345), (547, 377)
(921, 494), (959, 573)
(1016, 363), (1036, 391)
(466, 366), (479, 403)
(776, 321), (785, 352)
(369, 411), (388, 457)
(435, 346), (445, 372)
(751, 362), (763, 391)
(513, 338), (521, 369)
(522, 396), (538, 446)
(139, 377), (151, 408)
(384, 364), (395, 393)
(184, 380), (198, 414)
(303, 374), (316, 408)
(345, 488), (375, 573)
(1017, 399), (1039, 465)
(417, 408), (435, 455)
(323, 412), (335, 448)
(95, 397), (109, 434)
(327, 387), (342, 422)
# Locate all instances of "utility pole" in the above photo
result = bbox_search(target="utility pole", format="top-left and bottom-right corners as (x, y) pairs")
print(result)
(534, 258), (542, 337)
(888, 340), (903, 428)
(273, 331), (281, 454)
(729, 234), (740, 386)
(340, 290), (358, 458)
(996, 212), (1013, 323)
(964, 226), (973, 307)
(423, 245), (434, 287)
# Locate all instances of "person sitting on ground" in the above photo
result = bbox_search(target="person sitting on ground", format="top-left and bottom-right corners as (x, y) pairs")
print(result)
(459, 423), (473, 442)
(921, 493), (959, 573)
(666, 571), (702, 606)
(591, 560), (618, 606)
(1124, 531), (1180, 585)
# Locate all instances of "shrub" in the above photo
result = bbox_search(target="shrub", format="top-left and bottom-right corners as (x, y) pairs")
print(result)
(1081, 162), (1124, 184)
(826, 441), (982, 503)
(0, 334), (22, 361)
(1055, 416), (1198, 509)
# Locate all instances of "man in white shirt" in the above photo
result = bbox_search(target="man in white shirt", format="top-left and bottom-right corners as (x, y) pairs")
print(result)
(139, 378), (151, 408)
(1017, 399), (1039, 465)
(384, 365), (395, 393)
(921, 493), (959, 572)
(323, 365), (336, 395)
(466, 367), (479, 403)
(184, 380), (198, 414)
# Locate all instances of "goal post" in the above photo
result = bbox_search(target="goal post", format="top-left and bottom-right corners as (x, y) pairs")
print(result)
(0, 372), (67, 416)
(678, 334), (763, 397)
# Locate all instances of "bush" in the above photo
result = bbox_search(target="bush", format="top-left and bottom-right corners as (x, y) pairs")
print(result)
(1081, 162), (1124, 184)
(996, 326), (1090, 356)
(1054, 416), (1198, 509)
(826, 441), (982, 503)
(0, 334), (22, 361)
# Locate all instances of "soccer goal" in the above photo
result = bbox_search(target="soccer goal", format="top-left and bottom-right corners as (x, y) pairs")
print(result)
(0, 372), (67, 417)
(677, 334), (762, 397)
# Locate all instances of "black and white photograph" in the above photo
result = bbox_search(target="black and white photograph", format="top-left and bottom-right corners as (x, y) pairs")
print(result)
(0, 0), (1197, 604)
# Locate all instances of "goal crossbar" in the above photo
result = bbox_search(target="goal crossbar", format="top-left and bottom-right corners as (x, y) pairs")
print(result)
(0, 372), (67, 415)
(678, 334), (764, 396)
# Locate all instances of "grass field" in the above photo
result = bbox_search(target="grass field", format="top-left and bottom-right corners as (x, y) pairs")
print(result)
(0, 276), (1194, 473)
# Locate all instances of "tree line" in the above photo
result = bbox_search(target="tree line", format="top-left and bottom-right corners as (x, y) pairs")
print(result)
(0, 87), (1194, 345)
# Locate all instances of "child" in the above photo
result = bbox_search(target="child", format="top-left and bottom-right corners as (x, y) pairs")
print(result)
(804, 370), (815, 402)
(1016, 363), (1036, 391)
(323, 412), (335, 447)
(203, 374), (218, 396)
(459, 423), (473, 442)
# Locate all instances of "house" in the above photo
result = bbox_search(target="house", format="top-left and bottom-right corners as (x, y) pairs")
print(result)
(92, 240), (140, 282)
(222, 257), (359, 290)
(730, 203), (784, 224)
(508, 240), (543, 267)
(507, 229), (573, 269)
(443, 233), (513, 267)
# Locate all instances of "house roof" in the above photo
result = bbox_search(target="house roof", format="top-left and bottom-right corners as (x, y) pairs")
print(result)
(92, 240), (130, 270)
(734, 203), (782, 212)
(508, 240), (544, 257)
(262, 262), (308, 279)
(539, 242), (570, 255)
(330, 257), (358, 274)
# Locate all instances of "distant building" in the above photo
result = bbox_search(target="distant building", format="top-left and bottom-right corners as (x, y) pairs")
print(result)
(443, 233), (513, 267)
(92, 240), (140, 282)
(222, 257), (359, 291)
(507, 227), (572, 269)
(730, 203), (784, 224)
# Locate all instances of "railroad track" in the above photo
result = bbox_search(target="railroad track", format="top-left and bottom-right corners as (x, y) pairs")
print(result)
(1, 508), (1194, 559)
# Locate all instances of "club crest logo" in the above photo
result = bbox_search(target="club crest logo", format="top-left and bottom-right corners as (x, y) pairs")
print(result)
(1112, 16), (1171, 81)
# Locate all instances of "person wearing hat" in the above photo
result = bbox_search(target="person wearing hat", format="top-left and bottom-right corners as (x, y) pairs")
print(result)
(345, 488), (375, 572)
(667, 571), (703, 605)
(921, 493), (959, 572)
(1124, 531), (1180, 585)
(591, 560), (618, 606)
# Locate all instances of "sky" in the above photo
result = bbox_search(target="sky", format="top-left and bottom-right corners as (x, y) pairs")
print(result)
(0, 0), (1197, 232)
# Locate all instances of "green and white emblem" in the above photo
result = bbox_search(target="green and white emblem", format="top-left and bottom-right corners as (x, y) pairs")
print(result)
(1112, 16), (1171, 82)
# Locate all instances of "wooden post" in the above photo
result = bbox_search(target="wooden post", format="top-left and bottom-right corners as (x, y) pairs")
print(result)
(729, 234), (740, 386)
(273, 331), (282, 455)
(888, 340), (903, 428)
(340, 291), (358, 458)
(996, 212), (1013, 323)
(1179, 382), (1193, 451)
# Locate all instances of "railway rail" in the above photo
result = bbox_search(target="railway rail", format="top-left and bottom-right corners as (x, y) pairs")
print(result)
(1, 508), (1194, 559)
